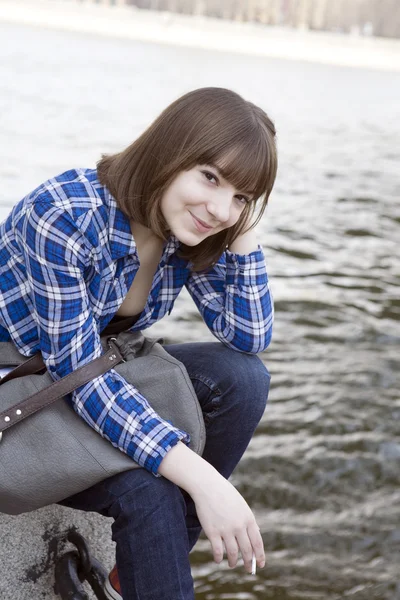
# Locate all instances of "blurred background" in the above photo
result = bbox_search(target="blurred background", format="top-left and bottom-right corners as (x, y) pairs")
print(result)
(0, 1), (399, 599)
(88, 0), (400, 37)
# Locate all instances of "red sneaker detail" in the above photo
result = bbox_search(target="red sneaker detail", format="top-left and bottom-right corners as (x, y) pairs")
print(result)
(104, 564), (122, 600)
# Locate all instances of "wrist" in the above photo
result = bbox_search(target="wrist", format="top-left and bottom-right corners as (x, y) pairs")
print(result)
(158, 441), (222, 496)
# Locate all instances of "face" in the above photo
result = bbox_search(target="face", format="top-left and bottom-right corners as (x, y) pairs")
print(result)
(160, 164), (252, 246)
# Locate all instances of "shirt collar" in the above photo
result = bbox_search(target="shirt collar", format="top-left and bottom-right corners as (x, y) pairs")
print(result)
(103, 187), (136, 260)
(162, 234), (181, 259)
(104, 185), (181, 261)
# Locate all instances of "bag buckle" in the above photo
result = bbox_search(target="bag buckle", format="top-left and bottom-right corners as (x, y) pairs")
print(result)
(107, 337), (126, 363)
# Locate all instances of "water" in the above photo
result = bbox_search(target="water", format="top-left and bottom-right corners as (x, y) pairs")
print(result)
(1, 19), (399, 600)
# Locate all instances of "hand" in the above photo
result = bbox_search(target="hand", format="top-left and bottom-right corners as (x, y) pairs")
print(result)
(158, 442), (265, 572)
(228, 226), (260, 255)
(191, 475), (265, 573)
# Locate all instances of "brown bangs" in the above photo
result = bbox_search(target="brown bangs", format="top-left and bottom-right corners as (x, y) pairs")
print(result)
(213, 137), (275, 204)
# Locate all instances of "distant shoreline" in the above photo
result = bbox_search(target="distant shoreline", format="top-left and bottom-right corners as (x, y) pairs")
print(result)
(1, 0), (400, 72)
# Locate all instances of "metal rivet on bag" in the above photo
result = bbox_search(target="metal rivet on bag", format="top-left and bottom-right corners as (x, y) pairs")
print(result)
(4, 416), (10, 422)
(109, 354), (116, 360)
(16, 410), (22, 415)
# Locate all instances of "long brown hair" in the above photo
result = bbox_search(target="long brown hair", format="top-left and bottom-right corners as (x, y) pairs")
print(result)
(97, 87), (277, 271)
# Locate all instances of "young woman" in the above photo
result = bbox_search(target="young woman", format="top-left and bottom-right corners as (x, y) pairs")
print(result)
(0, 87), (277, 599)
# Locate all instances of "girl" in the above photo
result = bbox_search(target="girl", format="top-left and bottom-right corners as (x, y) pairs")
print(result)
(0, 87), (277, 599)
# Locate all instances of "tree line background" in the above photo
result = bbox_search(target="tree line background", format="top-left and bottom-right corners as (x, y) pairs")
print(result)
(118, 0), (399, 38)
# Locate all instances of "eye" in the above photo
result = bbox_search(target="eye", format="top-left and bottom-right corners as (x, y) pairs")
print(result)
(235, 195), (250, 205)
(201, 170), (219, 185)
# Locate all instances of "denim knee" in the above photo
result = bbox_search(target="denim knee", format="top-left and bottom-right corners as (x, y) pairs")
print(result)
(216, 347), (270, 422)
(165, 342), (270, 435)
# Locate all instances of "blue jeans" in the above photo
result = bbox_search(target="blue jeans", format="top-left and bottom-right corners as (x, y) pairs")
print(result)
(59, 342), (270, 600)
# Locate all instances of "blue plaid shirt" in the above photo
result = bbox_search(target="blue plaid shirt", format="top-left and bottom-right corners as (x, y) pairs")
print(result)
(0, 168), (273, 474)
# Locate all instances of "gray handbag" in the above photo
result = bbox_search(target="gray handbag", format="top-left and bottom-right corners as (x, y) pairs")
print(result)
(0, 331), (206, 515)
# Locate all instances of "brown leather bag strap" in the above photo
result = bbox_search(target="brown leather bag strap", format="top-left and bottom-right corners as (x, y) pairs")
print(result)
(0, 341), (123, 434)
(0, 354), (46, 385)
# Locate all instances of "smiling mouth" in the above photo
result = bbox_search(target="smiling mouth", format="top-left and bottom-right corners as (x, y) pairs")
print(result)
(190, 213), (213, 232)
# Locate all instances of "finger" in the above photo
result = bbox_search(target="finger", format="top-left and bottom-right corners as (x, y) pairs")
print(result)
(224, 534), (239, 568)
(247, 521), (265, 568)
(209, 535), (224, 564)
(235, 531), (254, 573)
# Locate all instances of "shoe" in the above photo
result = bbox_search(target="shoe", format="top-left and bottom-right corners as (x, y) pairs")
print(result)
(104, 564), (122, 600)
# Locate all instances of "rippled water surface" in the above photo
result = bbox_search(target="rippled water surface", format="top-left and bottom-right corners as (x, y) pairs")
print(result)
(1, 20), (399, 600)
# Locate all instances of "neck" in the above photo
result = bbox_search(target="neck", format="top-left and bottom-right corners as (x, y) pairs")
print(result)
(130, 221), (161, 244)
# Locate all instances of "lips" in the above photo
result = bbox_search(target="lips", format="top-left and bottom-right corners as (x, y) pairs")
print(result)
(191, 213), (213, 233)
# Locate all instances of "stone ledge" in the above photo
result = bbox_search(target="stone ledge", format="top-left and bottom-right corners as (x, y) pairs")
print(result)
(1, 505), (115, 599)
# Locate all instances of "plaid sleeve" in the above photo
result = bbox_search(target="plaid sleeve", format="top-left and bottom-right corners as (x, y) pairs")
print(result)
(22, 199), (189, 475)
(185, 246), (273, 353)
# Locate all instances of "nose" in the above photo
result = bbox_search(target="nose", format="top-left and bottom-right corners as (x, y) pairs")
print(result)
(206, 192), (231, 224)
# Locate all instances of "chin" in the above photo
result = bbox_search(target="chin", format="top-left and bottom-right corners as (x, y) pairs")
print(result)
(176, 234), (204, 247)
(171, 226), (206, 247)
